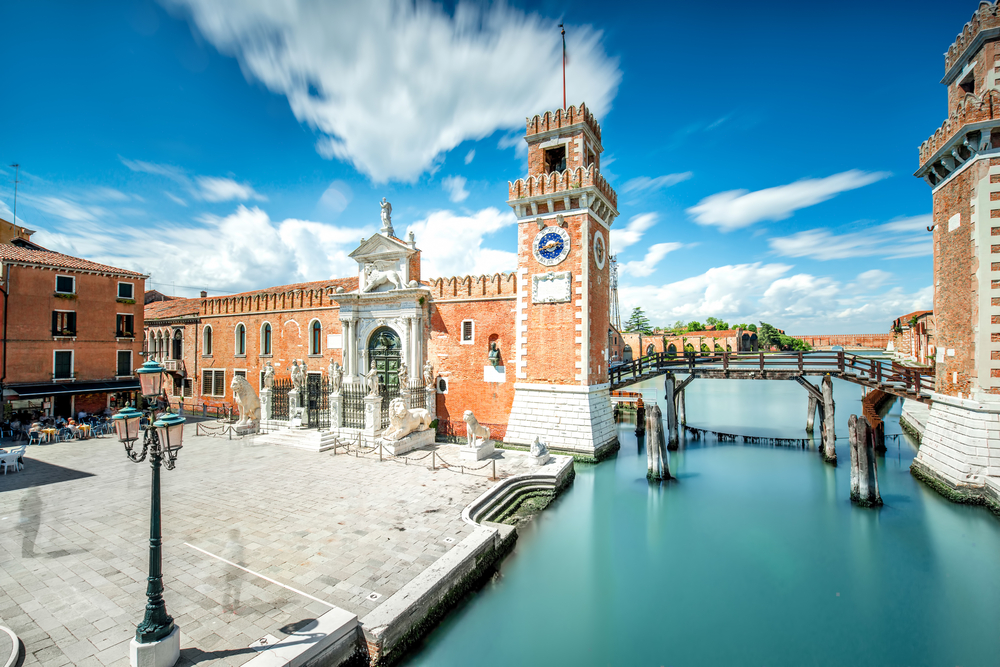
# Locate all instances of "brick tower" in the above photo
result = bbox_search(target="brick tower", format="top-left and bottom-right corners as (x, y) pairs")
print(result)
(503, 104), (619, 456)
(912, 1), (1000, 505)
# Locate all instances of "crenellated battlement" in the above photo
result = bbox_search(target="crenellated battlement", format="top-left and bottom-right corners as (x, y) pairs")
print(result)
(508, 163), (617, 210)
(428, 273), (517, 299)
(525, 103), (601, 143)
(945, 1), (1000, 73)
(918, 89), (1000, 166)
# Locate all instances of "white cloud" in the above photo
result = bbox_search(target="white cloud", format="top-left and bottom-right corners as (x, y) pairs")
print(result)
(165, 191), (188, 206)
(442, 175), (469, 203)
(610, 212), (657, 252)
(0, 199), (25, 225)
(769, 214), (932, 260)
(120, 157), (189, 184)
(33, 205), (364, 297)
(28, 195), (109, 223)
(619, 242), (682, 277)
(687, 170), (890, 231)
(621, 172), (692, 194)
(318, 180), (353, 215)
(195, 176), (266, 202)
(164, 0), (621, 182)
(464, 150), (476, 165)
(619, 264), (932, 333)
(405, 207), (516, 278)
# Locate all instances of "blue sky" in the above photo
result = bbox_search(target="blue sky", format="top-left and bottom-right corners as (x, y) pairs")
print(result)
(0, 0), (975, 333)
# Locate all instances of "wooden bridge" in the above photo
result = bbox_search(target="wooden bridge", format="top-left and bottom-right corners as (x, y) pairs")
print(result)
(609, 351), (933, 404)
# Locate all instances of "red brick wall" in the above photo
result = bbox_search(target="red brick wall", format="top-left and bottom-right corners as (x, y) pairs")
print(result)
(0, 265), (143, 384)
(791, 334), (891, 349)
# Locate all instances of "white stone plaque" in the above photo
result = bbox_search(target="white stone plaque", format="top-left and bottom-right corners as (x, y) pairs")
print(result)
(327, 334), (342, 349)
(484, 365), (506, 383)
(532, 271), (572, 304)
(948, 213), (961, 232)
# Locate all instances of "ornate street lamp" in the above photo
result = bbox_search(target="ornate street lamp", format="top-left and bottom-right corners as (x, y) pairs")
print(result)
(114, 358), (186, 666)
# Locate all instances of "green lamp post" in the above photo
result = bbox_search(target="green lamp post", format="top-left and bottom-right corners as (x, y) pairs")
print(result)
(113, 359), (186, 662)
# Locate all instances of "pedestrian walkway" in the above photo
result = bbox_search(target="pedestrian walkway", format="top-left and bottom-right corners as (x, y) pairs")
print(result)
(0, 428), (538, 666)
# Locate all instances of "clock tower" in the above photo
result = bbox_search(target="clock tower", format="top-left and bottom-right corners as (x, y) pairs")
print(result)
(503, 103), (619, 456)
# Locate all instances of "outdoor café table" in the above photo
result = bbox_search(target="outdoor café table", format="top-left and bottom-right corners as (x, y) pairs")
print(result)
(77, 425), (91, 439)
(40, 428), (57, 443)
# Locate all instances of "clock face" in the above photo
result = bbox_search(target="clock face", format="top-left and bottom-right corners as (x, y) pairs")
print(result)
(533, 227), (571, 266)
(593, 231), (606, 269)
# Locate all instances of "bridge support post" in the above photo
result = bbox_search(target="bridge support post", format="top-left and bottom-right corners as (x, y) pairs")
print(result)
(849, 414), (881, 507)
(821, 376), (837, 464)
(664, 372), (679, 450)
(646, 404), (670, 481)
(806, 395), (817, 433)
(675, 387), (686, 426)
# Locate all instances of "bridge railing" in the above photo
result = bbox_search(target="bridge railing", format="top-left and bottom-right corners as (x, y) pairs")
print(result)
(609, 350), (933, 398)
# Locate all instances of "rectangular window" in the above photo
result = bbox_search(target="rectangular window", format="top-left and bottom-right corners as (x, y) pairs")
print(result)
(116, 350), (132, 377)
(544, 145), (566, 174)
(461, 319), (474, 344)
(54, 350), (73, 379)
(201, 369), (226, 397)
(118, 282), (134, 299)
(51, 311), (77, 336)
(116, 314), (134, 338)
(235, 370), (246, 379)
(183, 378), (193, 398)
(173, 375), (183, 396)
(55, 275), (75, 294)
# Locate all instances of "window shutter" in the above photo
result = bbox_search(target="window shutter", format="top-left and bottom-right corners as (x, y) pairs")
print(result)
(462, 321), (473, 341)
(51, 311), (58, 334)
(214, 370), (225, 396)
(202, 370), (212, 396)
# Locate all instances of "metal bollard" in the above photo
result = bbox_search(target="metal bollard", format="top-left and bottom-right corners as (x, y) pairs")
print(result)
(492, 459), (496, 480)
(432, 451), (436, 469)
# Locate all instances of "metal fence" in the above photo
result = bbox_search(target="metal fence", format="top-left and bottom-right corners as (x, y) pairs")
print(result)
(271, 378), (292, 421)
(307, 374), (330, 430)
(342, 383), (365, 429)
(380, 381), (400, 430)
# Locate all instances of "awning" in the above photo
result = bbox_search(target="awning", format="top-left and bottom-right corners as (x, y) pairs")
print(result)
(8, 379), (141, 398)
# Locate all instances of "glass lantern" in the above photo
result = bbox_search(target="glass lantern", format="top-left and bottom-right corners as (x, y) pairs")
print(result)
(153, 413), (186, 459)
(135, 359), (165, 399)
(112, 406), (142, 443)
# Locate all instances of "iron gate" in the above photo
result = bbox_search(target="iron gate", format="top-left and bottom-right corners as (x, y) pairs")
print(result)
(307, 373), (330, 429)
(271, 378), (291, 421)
(341, 383), (365, 429)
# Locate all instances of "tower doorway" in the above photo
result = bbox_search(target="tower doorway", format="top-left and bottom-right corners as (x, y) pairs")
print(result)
(368, 327), (401, 428)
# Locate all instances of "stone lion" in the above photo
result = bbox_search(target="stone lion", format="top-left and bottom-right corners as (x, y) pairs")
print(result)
(230, 375), (261, 427)
(382, 397), (433, 441)
(463, 410), (491, 448)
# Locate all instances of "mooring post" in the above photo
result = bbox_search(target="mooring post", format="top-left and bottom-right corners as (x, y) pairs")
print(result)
(646, 403), (670, 481)
(675, 387), (686, 426)
(850, 415), (882, 506)
(848, 414), (860, 499)
(664, 372), (678, 449)
(821, 375), (836, 464)
(806, 395), (818, 433)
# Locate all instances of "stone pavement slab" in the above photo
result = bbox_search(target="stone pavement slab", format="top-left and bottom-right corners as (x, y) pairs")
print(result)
(0, 428), (539, 666)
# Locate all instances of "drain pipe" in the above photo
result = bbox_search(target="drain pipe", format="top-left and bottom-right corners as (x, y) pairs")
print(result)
(0, 263), (9, 415)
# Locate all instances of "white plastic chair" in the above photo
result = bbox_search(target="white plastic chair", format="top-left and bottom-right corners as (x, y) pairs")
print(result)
(0, 450), (22, 474)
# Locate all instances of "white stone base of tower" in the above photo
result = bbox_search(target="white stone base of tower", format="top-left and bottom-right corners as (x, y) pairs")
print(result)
(911, 392), (1000, 512)
(505, 383), (617, 457)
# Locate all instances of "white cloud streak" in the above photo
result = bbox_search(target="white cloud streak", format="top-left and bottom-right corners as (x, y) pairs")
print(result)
(621, 172), (692, 194)
(405, 207), (516, 278)
(163, 0), (621, 182)
(687, 170), (891, 231)
(619, 242), (682, 277)
(610, 212), (657, 252)
(121, 156), (266, 202)
(768, 214), (932, 260)
(442, 175), (470, 203)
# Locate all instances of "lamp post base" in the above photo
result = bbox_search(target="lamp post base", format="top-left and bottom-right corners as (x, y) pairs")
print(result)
(130, 625), (180, 667)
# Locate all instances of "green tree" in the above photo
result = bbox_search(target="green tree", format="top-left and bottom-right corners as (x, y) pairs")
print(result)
(758, 322), (811, 351)
(706, 317), (730, 331)
(747, 323), (757, 332)
(625, 307), (653, 334)
(687, 321), (704, 331)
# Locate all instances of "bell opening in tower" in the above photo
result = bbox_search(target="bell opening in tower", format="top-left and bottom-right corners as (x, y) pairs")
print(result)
(544, 146), (566, 174)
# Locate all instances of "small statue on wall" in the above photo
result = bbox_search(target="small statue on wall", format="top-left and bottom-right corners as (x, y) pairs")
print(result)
(398, 361), (408, 388)
(330, 360), (343, 393)
(488, 341), (501, 367)
(379, 197), (393, 235)
(262, 361), (274, 390)
(423, 361), (434, 387)
(365, 360), (380, 397)
(290, 359), (306, 394)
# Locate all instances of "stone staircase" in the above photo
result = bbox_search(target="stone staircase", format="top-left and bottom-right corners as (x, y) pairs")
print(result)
(254, 428), (340, 452)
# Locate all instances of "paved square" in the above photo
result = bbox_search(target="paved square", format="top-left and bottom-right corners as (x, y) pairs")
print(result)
(0, 427), (534, 666)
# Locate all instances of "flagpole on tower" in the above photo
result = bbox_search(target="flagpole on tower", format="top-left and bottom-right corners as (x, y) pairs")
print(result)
(559, 24), (566, 110)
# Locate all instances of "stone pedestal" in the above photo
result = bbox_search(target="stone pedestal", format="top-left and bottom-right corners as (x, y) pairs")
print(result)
(380, 429), (435, 456)
(505, 382), (616, 456)
(363, 395), (382, 437)
(260, 388), (272, 422)
(235, 423), (258, 436)
(913, 392), (1000, 492)
(460, 439), (495, 461)
(130, 625), (180, 667)
(330, 393), (342, 430)
(424, 386), (436, 420)
(529, 452), (551, 466)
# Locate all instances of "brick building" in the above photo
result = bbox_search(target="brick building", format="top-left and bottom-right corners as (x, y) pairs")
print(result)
(0, 245), (147, 418)
(146, 103), (620, 456)
(911, 1), (1000, 507)
(889, 310), (935, 365)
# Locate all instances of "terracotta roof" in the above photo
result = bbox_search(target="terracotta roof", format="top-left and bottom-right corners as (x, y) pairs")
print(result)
(0, 245), (147, 278)
(145, 298), (201, 321)
(895, 310), (932, 324)
(203, 277), (360, 301)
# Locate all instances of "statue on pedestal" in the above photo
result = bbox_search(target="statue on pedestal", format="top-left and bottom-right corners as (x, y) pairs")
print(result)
(488, 342), (501, 367)
(365, 360), (380, 397)
(262, 361), (274, 390)
(379, 197), (394, 236)
(463, 410), (491, 449)
(423, 361), (434, 388)
(330, 360), (343, 393)
(398, 361), (408, 389)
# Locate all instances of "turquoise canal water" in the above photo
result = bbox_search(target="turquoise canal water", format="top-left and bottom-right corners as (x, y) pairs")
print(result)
(406, 376), (1000, 666)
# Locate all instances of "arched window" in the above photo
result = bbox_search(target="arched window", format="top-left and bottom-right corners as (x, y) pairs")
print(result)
(203, 326), (213, 355)
(172, 330), (183, 360)
(156, 331), (163, 358)
(261, 323), (272, 355)
(236, 324), (246, 356)
(310, 320), (322, 355)
(646, 343), (655, 356)
(148, 332), (156, 358)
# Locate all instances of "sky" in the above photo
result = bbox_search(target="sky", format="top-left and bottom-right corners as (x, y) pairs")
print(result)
(0, 0), (976, 333)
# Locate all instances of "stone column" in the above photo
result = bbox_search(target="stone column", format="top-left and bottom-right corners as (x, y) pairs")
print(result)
(260, 388), (272, 422)
(806, 395), (818, 433)
(341, 320), (352, 378)
(330, 392), (342, 431)
(408, 317), (417, 370)
(664, 372), (678, 449)
(363, 394), (382, 439)
(821, 375), (836, 464)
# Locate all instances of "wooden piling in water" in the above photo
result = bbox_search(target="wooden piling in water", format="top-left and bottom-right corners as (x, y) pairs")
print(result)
(664, 372), (678, 450)
(676, 388), (686, 426)
(646, 404), (670, 481)
(806, 395), (817, 433)
(821, 375), (837, 464)
(849, 413), (882, 507)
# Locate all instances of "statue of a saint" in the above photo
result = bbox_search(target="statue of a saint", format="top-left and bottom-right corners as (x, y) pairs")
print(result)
(291, 360), (306, 394)
(423, 361), (434, 387)
(263, 361), (274, 390)
(379, 197), (393, 236)
(488, 342), (501, 368)
(330, 360), (343, 393)
(398, 361), (408, 388)
(365, 360), (380, 397)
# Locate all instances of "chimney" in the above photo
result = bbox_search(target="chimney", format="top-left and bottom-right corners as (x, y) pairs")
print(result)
(200, 291), (207, 298)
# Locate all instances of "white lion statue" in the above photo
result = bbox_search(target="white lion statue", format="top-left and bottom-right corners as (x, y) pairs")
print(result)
(463, 410), (491, 448)
(382, 397), (434, 441)
(230, 375), (262, 428)
(363, 262), (404, 292)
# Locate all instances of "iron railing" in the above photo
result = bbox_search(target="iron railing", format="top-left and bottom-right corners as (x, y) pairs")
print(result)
(341, 383), (365, 429)
(271, 378), (292, 421)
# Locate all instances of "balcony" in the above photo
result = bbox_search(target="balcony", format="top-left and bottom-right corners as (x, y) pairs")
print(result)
(162, 359), (185, 375)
